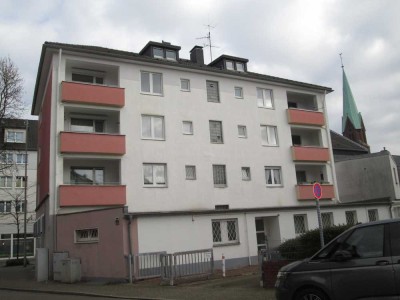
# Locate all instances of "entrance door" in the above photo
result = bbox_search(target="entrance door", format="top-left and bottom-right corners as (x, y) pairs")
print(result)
(255, 218), (266, 253)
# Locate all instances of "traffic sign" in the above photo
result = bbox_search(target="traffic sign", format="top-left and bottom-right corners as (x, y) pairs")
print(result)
(313, 182), (322, 200)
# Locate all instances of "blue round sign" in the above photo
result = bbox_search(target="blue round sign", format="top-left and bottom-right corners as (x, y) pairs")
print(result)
(313, 183), (322, 199)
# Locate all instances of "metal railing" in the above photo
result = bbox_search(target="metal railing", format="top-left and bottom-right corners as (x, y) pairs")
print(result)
(161, 248), (214, 285)
(133, 251), (166, 280)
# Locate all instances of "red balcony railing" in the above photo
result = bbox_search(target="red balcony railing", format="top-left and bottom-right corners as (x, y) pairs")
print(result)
(292, 146), (330, 162)
(287, 109), (325, 126)
(61, 81), (125, 107)
(59, 185), (126, 207)
(296, 184), (335, 200)
(60, 132), (125, 155)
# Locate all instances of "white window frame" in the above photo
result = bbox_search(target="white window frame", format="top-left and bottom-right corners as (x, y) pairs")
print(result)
(212, 219), (239, 246)
(294, 214), (308, 235)
(75, 228), (99, 243)
(70, 117), (105, 133)
(143, 163), (167, 187)
(0, 201), (12, 213)
(182, 121), (193, 135)
(15, 176), (27, 188)
(238, 125), (247, 138)
(180, 78), (190, 92)
(226, 61), (234, 70)
(0, 176), (12, 188)
(166, 50), (177, 61)
(1, 152), (14, 164)
(321, 212), (334, 228)
(260, 125), (278, 146)
(265, 167), (282, 186)
(141, 115), (165, 140)
(345, 210), (358, 225)
(368, 209), (379, 222)
(241, 167), (251, 181)
(5, 129), (26, 143)
(140, 71), (163, 96)
(16, 153), (28, 164)
(257, 88), (274, 109)
(15, 201), (25, 213)
(234, 86), (243, 99)
(236, 62), (245, 72)
(185, 165), (196, 180)
(209, 120), (223, 144)
(213, 164), (227, 187)
(153, 47), (164, 59)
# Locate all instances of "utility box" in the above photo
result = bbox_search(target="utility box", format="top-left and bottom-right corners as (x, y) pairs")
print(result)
(35, 248), (49, 282)
(53, 252), (69, 281)
(61, 258), (81, 283)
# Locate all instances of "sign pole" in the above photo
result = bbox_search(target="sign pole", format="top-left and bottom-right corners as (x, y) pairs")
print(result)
(313, 183), (325, 248)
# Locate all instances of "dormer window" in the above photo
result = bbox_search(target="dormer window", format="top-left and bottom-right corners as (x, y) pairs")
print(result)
(226, 61), (234, 70)
(166, 50), (177, 61)
(236, 62), (245, 72)
(153, 48), (164, 59)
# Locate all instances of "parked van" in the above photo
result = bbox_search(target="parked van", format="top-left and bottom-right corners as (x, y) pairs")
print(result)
(275, 218), (400, 300)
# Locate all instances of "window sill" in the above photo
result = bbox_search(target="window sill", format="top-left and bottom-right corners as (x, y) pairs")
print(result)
(266, 185), (284, 188)
(75, 240), (99, 244)
(141, 138), (166, 141)
(180, 89), (191, 92)
(183, 133), (193, 135)
(140, 92), (164, 97)
(235, 97), (244, 100)
(213, 241), (240, 247)
(257, 106), (275, 110)
(214, 185), (227, 188)
(143, 185), (168, 188)
(238, 136), (247, 139)
(262, 144), (279, 147)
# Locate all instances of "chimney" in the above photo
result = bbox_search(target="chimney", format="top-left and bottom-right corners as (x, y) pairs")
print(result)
(190, 46), (204, 65)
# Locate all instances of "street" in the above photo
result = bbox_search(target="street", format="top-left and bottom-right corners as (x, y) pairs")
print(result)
(0, 290), (125, 300)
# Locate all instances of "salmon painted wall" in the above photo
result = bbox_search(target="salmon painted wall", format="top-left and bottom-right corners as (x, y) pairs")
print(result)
(56, 208), (127, 279)
(37, 69), (52, 205)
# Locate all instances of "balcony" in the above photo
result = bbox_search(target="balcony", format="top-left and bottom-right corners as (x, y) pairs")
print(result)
(287, 109), (325, 126)
(292, 146), (330, 162)
(61, 81), (125, 107)
(296, 184), (335, 200)
(60, 132), (125, 155)
(59, 185), (126, 207)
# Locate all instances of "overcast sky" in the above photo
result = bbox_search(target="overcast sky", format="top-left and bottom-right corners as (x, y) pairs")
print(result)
(0, 0), (399, 154)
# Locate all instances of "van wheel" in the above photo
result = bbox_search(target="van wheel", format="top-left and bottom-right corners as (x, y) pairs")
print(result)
(294, 288), (329, 300)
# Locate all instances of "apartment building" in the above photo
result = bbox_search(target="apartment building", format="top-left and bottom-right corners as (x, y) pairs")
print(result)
(32, 41), (390, 280)
(0, 119), (37, 260)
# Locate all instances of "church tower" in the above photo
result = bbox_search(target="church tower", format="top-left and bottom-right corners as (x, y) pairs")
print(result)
(341, 65), (369, 150)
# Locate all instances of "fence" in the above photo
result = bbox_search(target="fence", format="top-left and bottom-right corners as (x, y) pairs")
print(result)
(161, 248), (214, 285)
(133, 251), (166, 280)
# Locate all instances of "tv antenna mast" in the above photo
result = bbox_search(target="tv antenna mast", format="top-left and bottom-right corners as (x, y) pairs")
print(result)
(197, 24), (218, 62)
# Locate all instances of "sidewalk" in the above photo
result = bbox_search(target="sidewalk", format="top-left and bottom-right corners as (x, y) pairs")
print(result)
(0, 264), (276, 300)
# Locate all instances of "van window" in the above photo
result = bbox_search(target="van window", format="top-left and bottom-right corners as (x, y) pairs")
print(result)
(390, 222), (400, 256)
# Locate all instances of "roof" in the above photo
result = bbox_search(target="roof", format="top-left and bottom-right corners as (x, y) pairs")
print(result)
(342, 69), (363, 131)
(32, 42), (333, 114)
(335, 149), (392, 162)
(330, 130), (369, 153)
(139, 40), (181, 55)
(209, 54), (249, 66)
(0, 119), (38, 151)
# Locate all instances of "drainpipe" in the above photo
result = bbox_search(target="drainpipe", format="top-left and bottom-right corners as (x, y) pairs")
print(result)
(127, 215), (133, 283)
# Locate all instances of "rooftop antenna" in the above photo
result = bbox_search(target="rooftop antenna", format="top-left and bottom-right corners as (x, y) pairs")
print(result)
(197, 24), (218, 62)
(339, 53), (344, 68)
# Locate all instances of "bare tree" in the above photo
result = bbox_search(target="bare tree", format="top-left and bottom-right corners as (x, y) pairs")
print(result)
(0, 57), (24, 121)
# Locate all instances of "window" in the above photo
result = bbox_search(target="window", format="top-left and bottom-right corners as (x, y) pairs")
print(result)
(182, 121), (193, 135)
(212, 219), (239, 245)
(141, 115), (165, 140)
(15, 201), (25, 213)
(70, 118), (104, 133)
(209, 121), (223, 143)
(5, 129), (25, 143)
(261, 125), (278, 146)
(143, 164), (167, 187)
(180, 79), (190, 91)
(292, 135), (301, 146)
(234, 87), (243, 98)
(16, 153), (27, 164)
(345, 211), (358, 225)
(71, 73), (103, 84)
(321, 212), (334, 228)
(15, 176), (26, 188)
(236, 62), (245, 72)
(75, 228), (99, 243)
(185, 165), (196, 180)
(213, 165), (227, 187)
(141, 71), (163, 95)
(226, 61), (234, 70)
(0, 201), (11, 213)
(0, 176), (12, 188)
(206, 81), (220, 103)
(70, 168), (104, 185)
(238, 125), (247, 138)
(1, 153), (13, 164)
(153, 47), (163, 58)
(296, 171), (307, 184)
(265, 167), (282, 186)
(166, 50), (177, 61)
(241, 167), (251, 181)
(368, 209), (379, 222)
(294, 215), (308, 234)
(394, 168), (399, 184)
(257, 88), (274, 108)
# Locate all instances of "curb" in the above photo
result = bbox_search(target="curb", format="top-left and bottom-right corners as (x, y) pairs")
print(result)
(0, 287), (170, 300)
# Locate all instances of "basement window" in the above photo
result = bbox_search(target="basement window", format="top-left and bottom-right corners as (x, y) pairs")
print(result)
(75, 228), (99, 243)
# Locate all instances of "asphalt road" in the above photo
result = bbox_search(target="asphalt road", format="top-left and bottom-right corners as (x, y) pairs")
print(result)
(0, 290), (129, 300)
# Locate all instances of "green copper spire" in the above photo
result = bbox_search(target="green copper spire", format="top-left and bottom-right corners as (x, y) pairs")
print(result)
(342, 69), (362, 131)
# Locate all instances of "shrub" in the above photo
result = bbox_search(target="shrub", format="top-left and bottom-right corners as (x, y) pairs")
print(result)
(5, 258), (29, 267)
(277, 224), (353, 260)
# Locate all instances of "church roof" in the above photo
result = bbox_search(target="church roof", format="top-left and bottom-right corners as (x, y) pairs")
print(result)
(342, 69), (363, 131)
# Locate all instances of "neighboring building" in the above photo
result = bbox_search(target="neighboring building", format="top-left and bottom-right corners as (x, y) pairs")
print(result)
(33, 40), (375, 280)
(0, 119), (38, 260)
